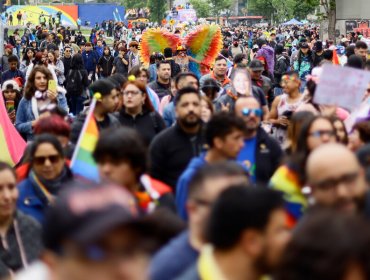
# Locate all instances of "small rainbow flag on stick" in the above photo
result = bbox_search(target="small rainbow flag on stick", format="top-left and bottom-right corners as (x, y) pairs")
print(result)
(0, 93), (26, 166)
(70, 95), (100, 182)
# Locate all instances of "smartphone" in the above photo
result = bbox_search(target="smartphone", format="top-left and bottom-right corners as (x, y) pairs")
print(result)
(5, 100), (15, 113)
(48, 80), (57, 92)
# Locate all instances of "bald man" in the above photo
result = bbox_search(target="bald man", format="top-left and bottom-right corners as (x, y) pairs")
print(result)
(307, 143), (368, 213)
(235, 96), (283, 185)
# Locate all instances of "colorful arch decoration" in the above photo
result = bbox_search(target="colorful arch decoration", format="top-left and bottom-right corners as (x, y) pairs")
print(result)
(5, 5), (78, 27)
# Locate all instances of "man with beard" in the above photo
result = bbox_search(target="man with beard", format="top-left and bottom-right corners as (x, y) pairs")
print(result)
(177, 186), (291, 279)
(235, 96), (283, 185)
(307, 143), (369, 214)
(150, 87), (204, 191)
(148, 60), (172, 100)
(176, 112), (246, 220)
(200, 56), (231, 93)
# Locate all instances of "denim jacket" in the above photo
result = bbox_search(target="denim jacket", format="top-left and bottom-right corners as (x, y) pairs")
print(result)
(15, 93), (68, 141)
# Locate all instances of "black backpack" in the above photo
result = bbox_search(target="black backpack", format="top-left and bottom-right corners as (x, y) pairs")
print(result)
(66, 70), (83, 95)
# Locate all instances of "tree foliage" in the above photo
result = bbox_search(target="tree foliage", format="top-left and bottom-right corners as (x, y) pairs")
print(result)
(248, 0), (319, 22)
(209, 0), (232, 17)
(123, 0), (148, 10)
(148, 0), (167, 23)
(190, 0), (211, 18)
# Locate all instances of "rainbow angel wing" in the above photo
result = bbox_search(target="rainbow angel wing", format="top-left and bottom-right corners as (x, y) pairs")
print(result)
(184, 25), (223, 67)
(139, 28), (181, 66)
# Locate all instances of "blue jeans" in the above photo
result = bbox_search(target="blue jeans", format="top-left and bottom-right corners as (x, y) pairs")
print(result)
(69, 95), (86, 116)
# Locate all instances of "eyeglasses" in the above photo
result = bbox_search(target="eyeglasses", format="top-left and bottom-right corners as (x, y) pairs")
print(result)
(123, 90), (142, 96)
(309, 130), (335, 138)
(33, 155), (61, 165)
(312, 172), (359, 192)
(242, 108), (263, 117)
(64, 50), (71, 52)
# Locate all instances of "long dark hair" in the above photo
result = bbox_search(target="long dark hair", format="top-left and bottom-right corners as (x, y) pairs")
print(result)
(29, 133), (64, 164)
(70, 53), (85, 70)
(22, 47), (35, 66)
(288, 115), (335, 185)
(297, 48), (313, 72)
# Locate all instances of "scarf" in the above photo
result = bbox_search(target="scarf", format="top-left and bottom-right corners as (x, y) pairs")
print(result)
(29, 166), (70, 205)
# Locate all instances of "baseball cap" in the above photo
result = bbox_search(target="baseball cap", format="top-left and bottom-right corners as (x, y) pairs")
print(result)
(249, 59), (264, 71)
(1, 80), (20, 92)
(300, 42), (309, 49)
(341, 38), (350, 43)
(43, 183), (139, 252)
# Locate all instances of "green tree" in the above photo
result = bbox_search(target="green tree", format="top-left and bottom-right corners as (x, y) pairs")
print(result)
(123, 0), (148, 15)
(319, 0), (336, 40)
(209, 0), (232, 17)
(293, 0), (319, 20)
(148, 0), (167, 23)
(190, 0), (210, 18)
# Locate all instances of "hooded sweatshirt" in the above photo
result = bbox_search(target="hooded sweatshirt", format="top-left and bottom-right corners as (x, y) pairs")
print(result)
(176, 154), (207, 220)
(257, 45), (275, 75)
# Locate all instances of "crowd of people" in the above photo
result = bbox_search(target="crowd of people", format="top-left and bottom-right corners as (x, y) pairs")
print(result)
(1, 20), (370, 280)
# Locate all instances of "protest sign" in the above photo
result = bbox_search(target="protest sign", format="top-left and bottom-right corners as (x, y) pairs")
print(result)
(313, 64), (370, 111)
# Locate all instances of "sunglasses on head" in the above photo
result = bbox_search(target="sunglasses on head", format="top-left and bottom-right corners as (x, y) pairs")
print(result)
(33, 155), (61, 165)
(242, 108), (263, 117)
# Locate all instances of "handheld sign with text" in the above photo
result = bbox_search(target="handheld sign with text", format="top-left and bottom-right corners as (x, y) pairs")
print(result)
(313, 64), (370, 111)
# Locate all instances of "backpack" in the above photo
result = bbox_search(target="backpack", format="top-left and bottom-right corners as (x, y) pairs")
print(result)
(66, 70), (83, 95)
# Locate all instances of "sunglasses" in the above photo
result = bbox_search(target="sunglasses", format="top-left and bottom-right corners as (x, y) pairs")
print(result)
(242, 108), (263, 117)
(33, 155), (61, 165)
(309, 130), (335, 138)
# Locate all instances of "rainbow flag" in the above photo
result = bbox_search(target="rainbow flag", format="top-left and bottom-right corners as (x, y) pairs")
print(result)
(70, 98), (100, 182)
(0, 93), (26, 166)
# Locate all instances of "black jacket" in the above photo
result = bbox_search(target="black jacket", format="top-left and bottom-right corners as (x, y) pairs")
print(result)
(149, 123), (205, 191)
(255, 127), (283, 185)
(70, 112), (120, 144)
(148, 80), (171, 100)
(97, 55), (114, 77)
(62, 56), (72, 77)
(115, 109), (166, 146)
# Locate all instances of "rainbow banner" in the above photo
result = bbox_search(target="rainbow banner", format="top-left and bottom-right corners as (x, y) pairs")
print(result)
(70, 98), (100, 182)
(0, 93), (26, 166)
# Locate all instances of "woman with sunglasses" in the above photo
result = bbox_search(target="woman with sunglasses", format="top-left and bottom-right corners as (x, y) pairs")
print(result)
(15, 66), (68, 141)
(270, 115), (337, 227)
(17, 134), (73, 223)
(0, 162), (42, 278)
(116, 79), (165, 146)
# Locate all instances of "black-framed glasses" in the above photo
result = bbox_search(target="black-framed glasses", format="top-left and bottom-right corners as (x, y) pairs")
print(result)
(33, 155), (61, 165)
(123, 90), (142, 96)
